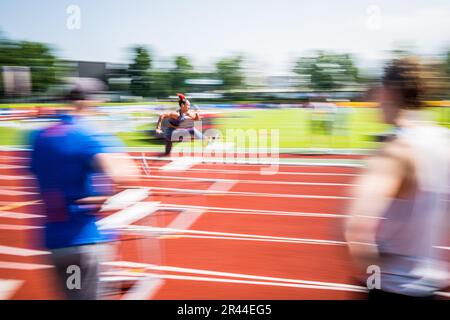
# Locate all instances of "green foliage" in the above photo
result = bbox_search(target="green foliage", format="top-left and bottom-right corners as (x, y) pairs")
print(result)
(293, 51), (359, 90)
(170, 55), (193, 93)
(216, 55), (245, 90)
(0, 35), (60, 95)
(149, 70), (172, 98)
(128, 46), (152, 96)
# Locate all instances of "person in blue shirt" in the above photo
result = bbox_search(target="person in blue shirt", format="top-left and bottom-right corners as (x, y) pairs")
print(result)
(30, 87), (139, 300)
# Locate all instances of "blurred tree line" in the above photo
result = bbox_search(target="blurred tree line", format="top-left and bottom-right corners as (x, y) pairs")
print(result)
(292, 49), (450, 100)
(126, 46), (245, 97)
(1, 30), (450, 100)
(293, 51), (360, 90)
(0, 31), (64, 99)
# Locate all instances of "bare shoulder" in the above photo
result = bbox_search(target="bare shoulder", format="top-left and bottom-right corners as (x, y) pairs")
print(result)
(368, 137), (415, 176)
(378, 137), (413, 163)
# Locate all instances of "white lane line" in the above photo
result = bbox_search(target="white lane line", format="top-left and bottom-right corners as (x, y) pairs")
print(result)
(105, 261), (363, 291)
(0, 175), (35, 180)
(434, 246), (450, 251)
(0, 245), (50, 256)
(101, 270), (366, 293)
(101, 266), (450, 297)
(123, 226), (346, 246)
(0, 279), (24, 300)
(0, 155), (28, 160)
(0, 261), (53, 270)
(139, 174), (355, 187)
(130, 273), (366, 293)
(97, 201), (160, 230)
(131, 155), (363, 168)
(0, 224), (43, 230)
(161, 158), (202, 172)
(128, 186), (352, 200)
(0, 211), (45, 219)
(101, 276), (143, 282)
(160, 203), (347, 218)
(163, 234), (344, 245)
(1, 186), (37, 190)
(0, 189), (37, 196)
(0, 164), (27, 169)
(143, 165), (360, 177)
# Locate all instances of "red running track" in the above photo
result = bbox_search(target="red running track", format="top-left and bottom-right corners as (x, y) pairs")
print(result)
(0, 151), (447, 300)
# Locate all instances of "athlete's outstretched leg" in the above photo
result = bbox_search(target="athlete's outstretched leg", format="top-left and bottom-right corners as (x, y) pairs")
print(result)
(163, 128), (175, 156)
(165, 140), (173, 155)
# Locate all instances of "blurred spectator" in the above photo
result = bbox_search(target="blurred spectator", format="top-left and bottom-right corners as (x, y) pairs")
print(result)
(345, 57), (450, 300)
(29, 84), (139, 300)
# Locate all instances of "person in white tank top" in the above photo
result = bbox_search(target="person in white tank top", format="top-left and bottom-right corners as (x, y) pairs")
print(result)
(345, 57), (449, 299)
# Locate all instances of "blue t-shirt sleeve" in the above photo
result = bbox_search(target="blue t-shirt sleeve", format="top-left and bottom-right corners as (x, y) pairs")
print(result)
(29, 129), (42, 174)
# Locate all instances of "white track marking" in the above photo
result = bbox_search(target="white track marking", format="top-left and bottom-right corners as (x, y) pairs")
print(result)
(0, 279), (24, 300)
(164, 234), (344, 245)
(123, 226), (346, 246)
(434, 246), (450, 251)
(142, 165), (359, 177)
(0, 261), (53, 270)
(101, 276), (143, 282)
(166, 209), (205, 231)
(138, 174), (355, 187)
(97, 201), (160, 230)
(121, 276), (165, 300)
(127, 186), (352, 200)
(0, 224), (43, 230)
(0, 155), (28, 160)
(161, 158), (202, 172)
(95, 195), (161, 300)
(127, 273), (367, 293)
(101, 270), (366, 293)
(100, 188), (150, 212)
(0, 211), (44, 219)
(160, 203), (347, 218)
(105, 261), (363, 291)
(0, 175), (35, 180)
(208, 180), (237, 193)
(0, 189), (37, 196)
(1, 186), (37, 190)
(122, 179), (237, 300)
(0, 245), (50, 256)
(131, 155), (363, 168)
(162, 181), (236, 231)
(0, 164), (27, 169)
(141, 152), (152, 176)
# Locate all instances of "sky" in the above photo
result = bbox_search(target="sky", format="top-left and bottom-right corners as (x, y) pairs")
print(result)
(1, 0), (449, 75)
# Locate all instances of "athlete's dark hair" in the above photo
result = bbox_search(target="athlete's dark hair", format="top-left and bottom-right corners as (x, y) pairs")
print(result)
(382, 57), (425, 110)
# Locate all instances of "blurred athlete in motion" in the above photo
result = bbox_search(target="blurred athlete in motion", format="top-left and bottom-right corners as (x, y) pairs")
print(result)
(155, 93), (203, 155)
(345, 57), (449, 300)
(30, 85), (139, 299)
